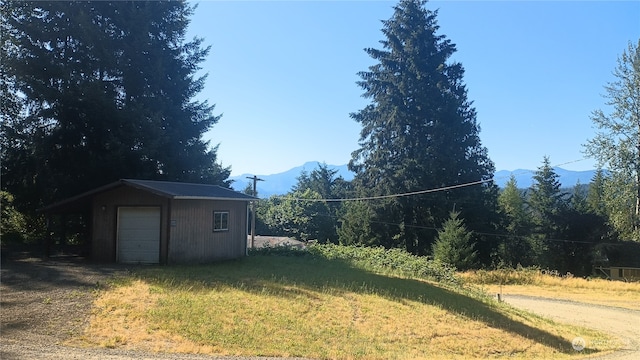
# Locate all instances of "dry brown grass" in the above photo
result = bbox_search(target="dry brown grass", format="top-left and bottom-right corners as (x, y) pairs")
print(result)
(69, 255), (619, 359)
(462, 270), (640, 310)
(74, 280), (610, 359)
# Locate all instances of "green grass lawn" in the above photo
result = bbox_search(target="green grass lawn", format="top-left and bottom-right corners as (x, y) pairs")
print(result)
(78, 245), (616, 359)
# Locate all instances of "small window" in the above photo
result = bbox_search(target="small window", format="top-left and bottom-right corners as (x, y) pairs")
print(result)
(213, 211), (229, 232)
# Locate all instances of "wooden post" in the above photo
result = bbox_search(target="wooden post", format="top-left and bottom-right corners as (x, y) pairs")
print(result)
(246, 175), (264, 249)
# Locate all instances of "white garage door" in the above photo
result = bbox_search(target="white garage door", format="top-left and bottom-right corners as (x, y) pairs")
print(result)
(117, 207), (161, 264)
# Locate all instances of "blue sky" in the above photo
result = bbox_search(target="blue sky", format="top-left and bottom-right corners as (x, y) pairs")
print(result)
(187, 0), (640, 176)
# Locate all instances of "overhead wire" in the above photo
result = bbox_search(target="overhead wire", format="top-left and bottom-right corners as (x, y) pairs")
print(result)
(276, 158), (591, 203)
(310, 211), (620, 246)
(262, 157), (615, 245)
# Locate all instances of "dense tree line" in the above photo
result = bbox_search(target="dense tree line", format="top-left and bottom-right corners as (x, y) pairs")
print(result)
(1, 1), (229, 243)
(260, 158), (616, 275)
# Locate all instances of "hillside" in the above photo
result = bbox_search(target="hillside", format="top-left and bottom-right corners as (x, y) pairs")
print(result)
(230, 162), (599, 197)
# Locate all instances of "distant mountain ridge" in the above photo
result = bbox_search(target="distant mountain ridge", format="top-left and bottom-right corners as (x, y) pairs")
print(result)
(229, 161), (354, 198)
(230, 162), (599, 197)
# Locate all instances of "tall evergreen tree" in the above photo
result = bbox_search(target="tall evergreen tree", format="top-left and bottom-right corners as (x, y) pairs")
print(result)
(497, 175), (534, 267)
(587, 169), (607, 217)
(1, 1), (229, 217)
(345, 0), (497, 258)
(528, 157), (567, 236)
(527, 157), (569, 268)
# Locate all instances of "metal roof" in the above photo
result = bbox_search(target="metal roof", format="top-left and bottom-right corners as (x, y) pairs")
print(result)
(121, 179), (256, 200)
(41, 179), (255, 213)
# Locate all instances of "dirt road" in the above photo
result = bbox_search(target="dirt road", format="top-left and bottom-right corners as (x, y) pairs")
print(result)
(501, 294), (640, 360)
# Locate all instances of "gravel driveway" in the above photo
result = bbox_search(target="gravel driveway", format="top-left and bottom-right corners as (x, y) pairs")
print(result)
(501, 294), (640, 360)
(0, 256), (305, 360)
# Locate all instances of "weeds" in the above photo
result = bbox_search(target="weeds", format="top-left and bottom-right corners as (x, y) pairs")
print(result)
(251, 243), (462, 287)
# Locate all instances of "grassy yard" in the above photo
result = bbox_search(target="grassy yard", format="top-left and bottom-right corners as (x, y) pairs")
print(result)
(462, 268), (640, 311)
(73, 245), (616, 359)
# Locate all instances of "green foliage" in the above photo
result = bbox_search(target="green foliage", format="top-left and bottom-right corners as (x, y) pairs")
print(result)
(249, 243), (461, 287)
(602, 172), (640, 240)
(432, 211), (478, 271)
(0, 191), (48, 245)
(290, 163), (351, 243)
(528, 157), (568, 234)
(337, 200), (379, 247)
(520, 157), (611, 275)
(497, 176), (535, 267)
(526, 157), (567, 265)
(259, 189), (333, 242)
(598, 240), (640, 268)
(293, 163), (350, 200)
(1, 1), (230, 224)
(587, 169), (608, 217)
(1, 191), (26, 244)
(584, 39), (640, 239)
(346, 0), (498, 257)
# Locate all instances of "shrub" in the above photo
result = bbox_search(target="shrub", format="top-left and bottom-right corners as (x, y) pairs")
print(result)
(249, 243), (461, 287)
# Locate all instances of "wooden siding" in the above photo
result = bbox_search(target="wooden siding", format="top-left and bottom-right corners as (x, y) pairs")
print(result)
(169, 199), (248, 263)
(610, 267), (640, 282)
(91, 186), (168, 263)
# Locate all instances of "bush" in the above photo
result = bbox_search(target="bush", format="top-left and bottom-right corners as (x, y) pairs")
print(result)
(249, 243), (461, 287)
(1, 191), (27, 245)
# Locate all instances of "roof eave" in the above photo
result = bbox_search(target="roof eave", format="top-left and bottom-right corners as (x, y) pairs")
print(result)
(173, 196), (255, 201)
(38, 180), (127, 213)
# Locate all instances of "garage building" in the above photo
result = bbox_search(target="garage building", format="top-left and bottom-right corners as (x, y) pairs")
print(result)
(41, 179), (255, 264)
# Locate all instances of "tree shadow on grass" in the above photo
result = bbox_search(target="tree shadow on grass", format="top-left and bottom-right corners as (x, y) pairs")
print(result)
(139, 255), (579, 354)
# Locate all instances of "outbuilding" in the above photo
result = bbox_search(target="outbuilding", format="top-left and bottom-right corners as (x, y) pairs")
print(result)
(41, 179), (255, 264)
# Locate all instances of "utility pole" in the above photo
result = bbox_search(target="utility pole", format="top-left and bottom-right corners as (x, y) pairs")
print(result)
(246, 175), (264, 249)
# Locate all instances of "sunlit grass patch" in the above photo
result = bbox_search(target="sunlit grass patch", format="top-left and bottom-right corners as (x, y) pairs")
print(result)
(75, 245), (618, 359)
(463, 268), (640, 310)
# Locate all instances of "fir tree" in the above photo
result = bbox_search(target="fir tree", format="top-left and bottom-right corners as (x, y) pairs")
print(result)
(432, 211), (478, 270)
(345, 0), (497, 257)
(497, 175), (534, 267)
(1, 1), (229, 217)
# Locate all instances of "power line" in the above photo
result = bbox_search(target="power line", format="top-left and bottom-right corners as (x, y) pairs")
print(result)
(266, 157), (615, 245)
(313, 212), (617, 245)
(278, 158), (591, 203)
